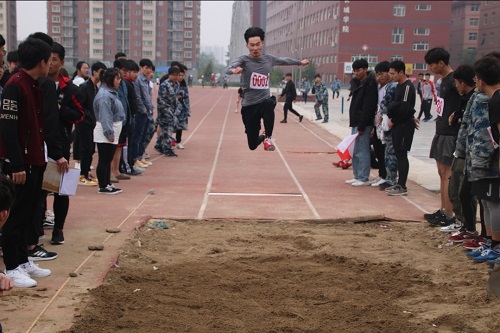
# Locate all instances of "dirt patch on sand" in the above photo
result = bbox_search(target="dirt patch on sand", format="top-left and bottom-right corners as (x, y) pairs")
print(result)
(65, 219), (499, 333)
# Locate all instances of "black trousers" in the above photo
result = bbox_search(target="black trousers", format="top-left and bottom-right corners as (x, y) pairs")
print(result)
(176, 129), (183, 143)
(241, 96), (276, 150)
(372, 132), (387, 179)
(283, 100), (300, 120)
(2, 164), (45, 270)
(421, 99), (432, 119)
(96, 143), (117, 189)
(76, 124), (96, 177)
(460, 177), (477, 232)
(395, 150), (409, 189)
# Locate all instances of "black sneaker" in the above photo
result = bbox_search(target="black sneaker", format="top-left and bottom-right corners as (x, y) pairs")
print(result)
(28, 244), (58, 261)
(429, 216), (456, 227)
(165, 149), (178, 157)
(51, 229), (65, 245)
(424, 209), (444, 223)
(98, 185), (123, 195)
(43, 219), (55, 229)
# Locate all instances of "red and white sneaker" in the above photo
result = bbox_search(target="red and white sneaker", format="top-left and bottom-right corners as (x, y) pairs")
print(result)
(448, 230), (478, 243)
(462, 237), (488, 250)
(263, 137), (275, 151)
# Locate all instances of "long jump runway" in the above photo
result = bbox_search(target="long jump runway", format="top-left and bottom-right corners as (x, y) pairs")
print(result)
(5, 86), (439, 333)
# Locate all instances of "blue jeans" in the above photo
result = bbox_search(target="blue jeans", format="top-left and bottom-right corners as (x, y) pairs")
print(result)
(351, 126), (372, 182)
(132, 112), (149, 161)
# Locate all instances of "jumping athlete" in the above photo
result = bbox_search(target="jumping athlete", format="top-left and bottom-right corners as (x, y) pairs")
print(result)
(225, 27), (309, 151)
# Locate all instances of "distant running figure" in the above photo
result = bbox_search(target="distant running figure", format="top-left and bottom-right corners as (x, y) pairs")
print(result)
(225, 27), (309, 151)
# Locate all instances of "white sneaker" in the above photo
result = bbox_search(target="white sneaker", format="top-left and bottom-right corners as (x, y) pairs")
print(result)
(352, 180), (371, 186)
(74, 162), (81, 170)
(140, 159), (152, 166)
(370, 177), (386, 187)
(345, 178), (358, 184)
(5, 267), (37, 288)
(20, 260), (51, 278)
(439, 222), (462, 233)
(176, 143), (185, 149)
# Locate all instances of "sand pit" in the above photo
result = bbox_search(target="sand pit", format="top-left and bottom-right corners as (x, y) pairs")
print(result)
(65, 219), (500, 333)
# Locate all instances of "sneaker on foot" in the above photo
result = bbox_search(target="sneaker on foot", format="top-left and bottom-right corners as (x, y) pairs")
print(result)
(345, 178), (358, 184)
(463, 237), (488, 250)
(386, 185), (408, 196)
(429, 216), (456, 227)
(448, 230), (478, 243)
(424, 209), (444, 223)
(370, 177), (386, 187)
(78, 175), (98, 186)
(263, 137), (275, 151)
(280, 119), (287, 123)
(176, 143), (185, 149)
(379, 182), (393, 191)
(98, 185), (123, 195)
(5, 267), (37, 288)
(45, 210), (55, 222)
(110, 176), (119, 183)
(20, 260), (51, 278)
(142, 153), (151, 159)
(42, 219), (55, 229)
(140, 158), (152, 166)
(351, 180), (371, 186)
(51, 229), (65, 245)
(467, 244), (491, 257)
(439, 222), (462, 233)
(28, 245), (57, 261)
(165, 149), (178, 157)
(133, 165), (145, 173)
(472, 248), (500, 262)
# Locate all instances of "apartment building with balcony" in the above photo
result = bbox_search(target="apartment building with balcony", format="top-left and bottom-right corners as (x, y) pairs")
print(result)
(47, 0), (200, 69)
(477, 0), (500, 57)
(264, 1), (452, 83)
(450, 1), (481, 67)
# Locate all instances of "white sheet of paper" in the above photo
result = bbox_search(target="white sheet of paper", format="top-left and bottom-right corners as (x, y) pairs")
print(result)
(59, 168), (80, 196)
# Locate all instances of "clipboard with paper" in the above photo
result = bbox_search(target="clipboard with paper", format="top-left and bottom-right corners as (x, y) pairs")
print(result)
(42, 160), (80, 196)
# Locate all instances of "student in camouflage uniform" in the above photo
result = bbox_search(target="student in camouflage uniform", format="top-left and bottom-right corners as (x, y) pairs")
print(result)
(299, 76), (310, 103)
(174, 64), (190, 150)
(155, 66), (180, 157)
(374, 61), (397, 190)
(312, 74), (329, 123)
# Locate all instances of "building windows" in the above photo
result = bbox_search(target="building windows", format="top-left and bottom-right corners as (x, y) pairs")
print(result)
(493, 12), (496, 24)
(134, 50), (141, 57)
(143, 40), (153, 47)
(93, 39), (103, 44)
(143, 30), (153, 36)
(105, 19), (111, 24)
(351, 54), (378, 63)
(484, 14), (488, 25)
(105, 39), (111, 45)
(135, 20), (141, 25)
(413, 63), (427, 70)
(93, 28), (102, 34)
(134, 40), (141, 46)
(92, 7), (103, 13)
(469, 32), (478, 41)
(185, 11), (193, 18)
(393, 4), (406, 17)
(391, 55), (403, 61)
(185, 1), (193, 8)
(490, 33), (495, 45)
(143, 9), (153, 16)
(143, 20), (153, 26)
(470, 3), (480, 12)
(470, 18), (479, 26)
(413, 42), (429, 51)
(53, 37), (60, 43)
(83, 17), (89, 23)
(52, 26), (61, 33)
(414, 28), (429, 35)
(184, 41), (192, 48)
(134, 10), (141, 15)
(93, 49), (103, 55)
(185, 21), (193, 28)
(105, 8), (112, 14)
(52, 5), (60, 12)
(134, 30), (140, 36)
(52, 16), (60, 23)
(185, 31), (192, 38)
(184, 51), (192, 58)
(156, 51), (162, 57)
(392, 28), (405, 44)
(143, 51), (153, 56)
(415, 4), (431, 10)
(93, 18), (103, 24)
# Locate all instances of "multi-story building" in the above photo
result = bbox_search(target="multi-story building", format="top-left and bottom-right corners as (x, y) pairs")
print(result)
(0, 0), (17, 51)
(450, 1), (481, 67)
(265, 1), (452, 83)
(477, 0), (500, 57)
(47, 0), (200, 69)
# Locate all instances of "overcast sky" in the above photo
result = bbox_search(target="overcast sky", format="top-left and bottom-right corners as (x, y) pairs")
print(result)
(17, 1), (233, 49)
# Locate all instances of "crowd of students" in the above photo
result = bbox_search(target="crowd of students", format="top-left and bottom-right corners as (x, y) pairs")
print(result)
(0, 32), (191, 289)
(341, 47), (500, 266)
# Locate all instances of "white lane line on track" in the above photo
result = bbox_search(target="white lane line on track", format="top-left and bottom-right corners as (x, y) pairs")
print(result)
(277, 104), (430, 216)
(26, 194), (153, 333)
(275, 143), (322, 219)
(209, 192), (303, 197)
(197, 92), (233, 219)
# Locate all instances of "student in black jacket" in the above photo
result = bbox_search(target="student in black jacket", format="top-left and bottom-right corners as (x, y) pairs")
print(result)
(386, 60), (417, 196)
(279, 73), (303, 123)
(76, 62), (107, 184)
